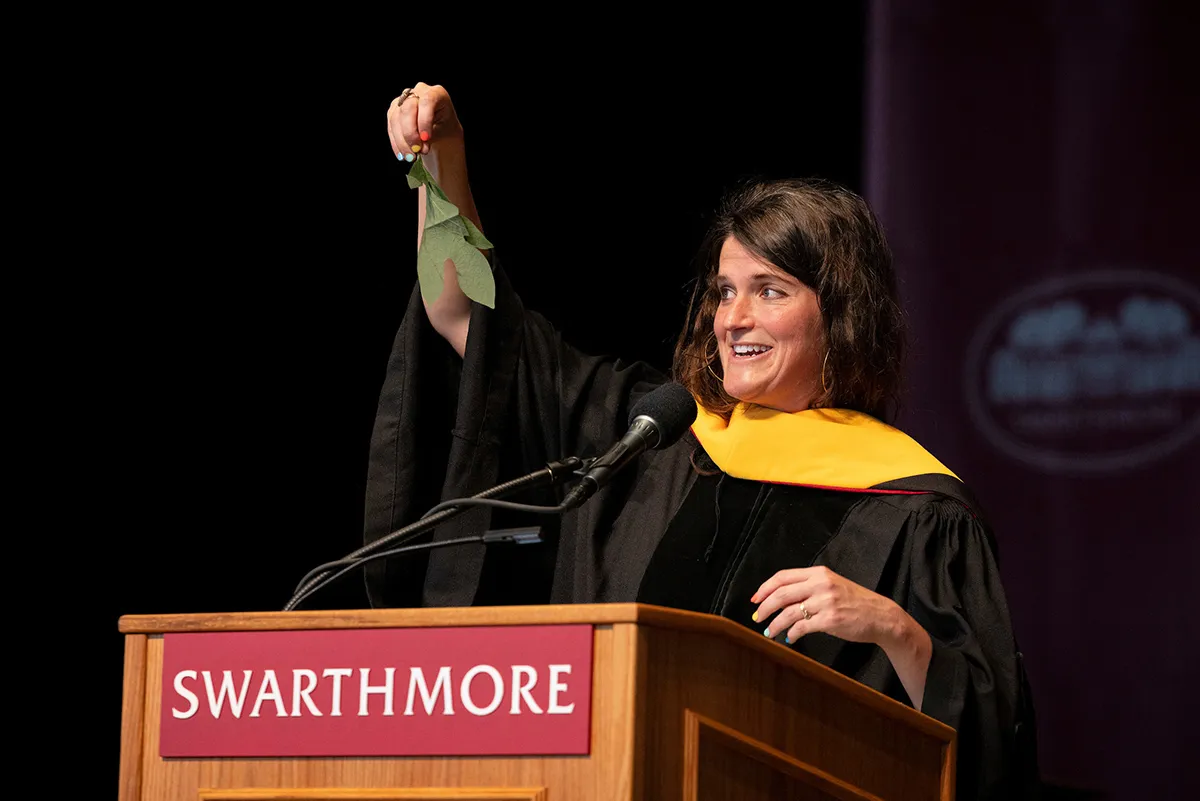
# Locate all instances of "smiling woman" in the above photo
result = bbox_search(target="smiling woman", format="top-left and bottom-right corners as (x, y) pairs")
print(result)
(368, 82), (1040, 800)
(675, 179), (904, 422)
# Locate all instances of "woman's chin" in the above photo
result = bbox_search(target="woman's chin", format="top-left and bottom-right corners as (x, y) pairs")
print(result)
(722, 379), (764, 405)
(722, 382), (815, 413)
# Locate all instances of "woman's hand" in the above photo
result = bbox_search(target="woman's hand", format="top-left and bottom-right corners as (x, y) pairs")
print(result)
(751, 566), (933, 709)
(751, 566), (906, 645)
(387, 83), (464, 163)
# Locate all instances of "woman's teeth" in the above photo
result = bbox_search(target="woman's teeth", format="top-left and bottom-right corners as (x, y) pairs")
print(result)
(732, 344), (772, 357)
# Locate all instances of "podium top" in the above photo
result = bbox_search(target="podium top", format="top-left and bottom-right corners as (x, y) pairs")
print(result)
(119, 603), (669, 634)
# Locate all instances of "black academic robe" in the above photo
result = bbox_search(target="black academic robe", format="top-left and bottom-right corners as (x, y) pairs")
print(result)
(364, 259), (1039, 800)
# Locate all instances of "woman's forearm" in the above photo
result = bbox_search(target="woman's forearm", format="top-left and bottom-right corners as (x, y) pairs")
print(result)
(420, 144), (484, 242)
(418, 143), (480, 357)
(879, 606), (934, 711)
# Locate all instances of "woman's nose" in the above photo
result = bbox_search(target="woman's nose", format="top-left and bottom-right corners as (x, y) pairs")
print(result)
(726, 295), (754, 329)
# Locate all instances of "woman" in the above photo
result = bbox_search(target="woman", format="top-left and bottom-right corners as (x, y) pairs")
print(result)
(368, 83), (1038, 799)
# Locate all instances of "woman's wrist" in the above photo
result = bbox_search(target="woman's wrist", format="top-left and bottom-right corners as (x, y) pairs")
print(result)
(875, 603), (933, 709)
(422, 134), (467, 181)
(877, 603), (932, 663)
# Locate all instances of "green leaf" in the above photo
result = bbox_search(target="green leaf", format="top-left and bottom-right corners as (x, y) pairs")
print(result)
(406, 158), (434, 189)
(429, 215), (467, 238)
(461, 217), (495, 249)
(427, 180), (451, 202)
(449, 238), (496, 308)
(416, 223), (464, 306)
(425, 190), (461, 228)
(407, 156), (496, 309)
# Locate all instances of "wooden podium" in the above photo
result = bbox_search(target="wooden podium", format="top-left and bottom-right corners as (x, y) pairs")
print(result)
(118, 604), (955, 800)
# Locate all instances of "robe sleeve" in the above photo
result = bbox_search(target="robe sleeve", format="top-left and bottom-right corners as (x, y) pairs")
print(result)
(363, 252), (666, 608)
(905, 499), (1040, 801)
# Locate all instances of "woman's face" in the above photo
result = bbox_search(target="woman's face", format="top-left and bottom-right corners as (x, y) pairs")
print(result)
(713, 237), (824, 413)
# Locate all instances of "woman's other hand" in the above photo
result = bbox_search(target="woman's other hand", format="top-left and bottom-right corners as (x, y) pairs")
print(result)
(752, 565), (910, 648)
(751, 565), (933, 708)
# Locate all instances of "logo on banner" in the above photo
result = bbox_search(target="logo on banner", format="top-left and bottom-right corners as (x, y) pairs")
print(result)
(966, 269), (1200, 472)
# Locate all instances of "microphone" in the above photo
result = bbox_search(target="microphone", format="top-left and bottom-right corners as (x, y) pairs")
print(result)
(284, 457), (584, 611)
(283, 385), (695, 611)
(285, 528), (544, 611)
(562, 382), (697, 510)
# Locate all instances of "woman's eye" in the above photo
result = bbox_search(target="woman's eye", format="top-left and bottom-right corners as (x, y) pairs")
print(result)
(762, 287), (784, 298)
(718, 286), (734, 300)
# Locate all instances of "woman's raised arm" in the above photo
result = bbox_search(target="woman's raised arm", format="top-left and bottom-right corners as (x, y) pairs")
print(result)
(387, 82), (482, 357)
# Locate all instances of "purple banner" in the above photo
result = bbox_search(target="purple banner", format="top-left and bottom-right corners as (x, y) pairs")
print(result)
(867, 3), (1199, 799)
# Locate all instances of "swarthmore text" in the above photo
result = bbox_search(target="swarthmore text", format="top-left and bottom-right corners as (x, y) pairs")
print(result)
(170, 663), (577, 720)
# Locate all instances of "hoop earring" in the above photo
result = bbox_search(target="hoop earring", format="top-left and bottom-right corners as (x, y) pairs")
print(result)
(704, 334), (723, 382)
(821, 351), (832, 394)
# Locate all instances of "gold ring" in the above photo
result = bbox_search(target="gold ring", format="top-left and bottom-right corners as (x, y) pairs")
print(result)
(800, 603), (811, 621)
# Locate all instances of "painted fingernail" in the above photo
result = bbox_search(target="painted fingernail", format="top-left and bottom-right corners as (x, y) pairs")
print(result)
(420, 131), (430, 142)
(404, 153), (415, 163)
(411, 144), (422, 153)
(785, 635), (794, 645)
(751, 611), (758, 623)
(763, 627), (771, 638)
(396, 151), (405, 161)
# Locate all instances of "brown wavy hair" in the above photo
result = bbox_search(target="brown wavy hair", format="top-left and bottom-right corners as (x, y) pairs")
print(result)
(672, 178), (904, 422)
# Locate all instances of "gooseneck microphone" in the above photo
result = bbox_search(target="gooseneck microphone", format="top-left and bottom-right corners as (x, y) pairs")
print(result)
(561, 382), (697, 510)
(284, 458), (584, 611)
(283, 382), (696, 611)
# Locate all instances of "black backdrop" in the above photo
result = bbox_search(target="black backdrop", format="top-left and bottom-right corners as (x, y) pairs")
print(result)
(91, 12), (869, 793)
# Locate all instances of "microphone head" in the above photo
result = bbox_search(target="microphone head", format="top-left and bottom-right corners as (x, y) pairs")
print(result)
(628, 382), (698, 450)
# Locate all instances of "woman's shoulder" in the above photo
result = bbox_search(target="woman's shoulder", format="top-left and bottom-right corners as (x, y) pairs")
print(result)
(863, 474), (1002, 562)
(871, 472), (983, 511)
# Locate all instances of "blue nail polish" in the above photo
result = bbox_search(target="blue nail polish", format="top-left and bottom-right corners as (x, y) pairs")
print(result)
(397, 151), (405, 161)
(405, 153), (415, 163)
(785, 635), (793, 644)
(763, 627), (771, 637)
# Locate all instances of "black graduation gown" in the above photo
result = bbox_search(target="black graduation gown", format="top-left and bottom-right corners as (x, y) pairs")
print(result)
(363, 258), (1039, 800)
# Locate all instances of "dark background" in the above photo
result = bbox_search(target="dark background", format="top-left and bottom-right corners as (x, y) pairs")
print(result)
(81, 5), (1194, 798)
(91, 10), (868, 793)
(98, 13), (867, 615)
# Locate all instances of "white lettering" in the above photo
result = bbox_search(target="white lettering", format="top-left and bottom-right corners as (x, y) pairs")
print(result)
(249, 669), (287, 718)
(291, 669), (322, 717)
(359, 667), (396, 716)
(322, 668), (352, 716)
(510, 665), (543, 714)
(203, 670), (253, 719)
(171, 670), (199, 719)
(547, 664), (574, 714)
(178, 663), (572, 721)
(461, 665), (503, 716)
(404, 666), (455, 716)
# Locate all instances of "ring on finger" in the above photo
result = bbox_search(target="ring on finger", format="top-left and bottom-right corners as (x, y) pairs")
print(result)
(799, 602), (811, 621)
(397, 87), (418, 106)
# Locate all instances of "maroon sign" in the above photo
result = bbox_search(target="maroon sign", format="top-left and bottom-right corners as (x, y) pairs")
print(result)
(160, 625), (593, 757)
